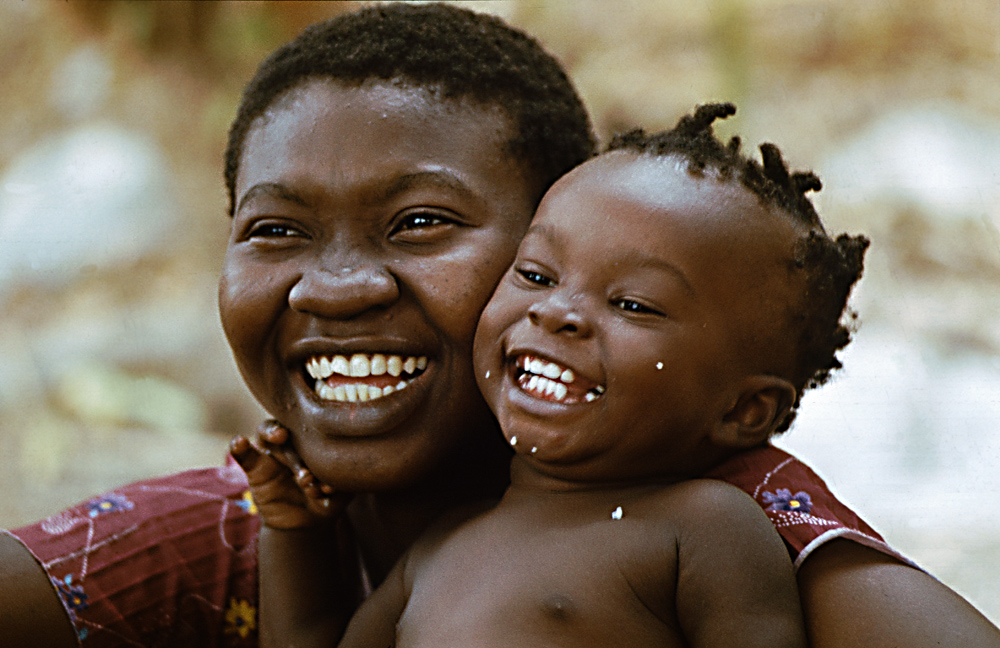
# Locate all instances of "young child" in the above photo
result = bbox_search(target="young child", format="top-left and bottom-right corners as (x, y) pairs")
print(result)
(236, 103), (869, 648)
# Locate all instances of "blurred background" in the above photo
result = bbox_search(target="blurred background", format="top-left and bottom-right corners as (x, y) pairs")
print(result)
(0, 0), (997, 623)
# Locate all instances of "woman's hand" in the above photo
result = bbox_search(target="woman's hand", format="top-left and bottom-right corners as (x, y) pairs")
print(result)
(230, 420), (352, 529)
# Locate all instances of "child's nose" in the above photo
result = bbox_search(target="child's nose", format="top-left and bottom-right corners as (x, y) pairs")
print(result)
(527, 292), (593, 338)
(288, 261), (399, 319)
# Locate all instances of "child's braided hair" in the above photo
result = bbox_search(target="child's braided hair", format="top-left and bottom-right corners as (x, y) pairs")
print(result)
(609, 103), (869, 433)
(224, 2), (595, 216)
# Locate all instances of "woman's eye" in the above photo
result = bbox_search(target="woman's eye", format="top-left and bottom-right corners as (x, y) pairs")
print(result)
(395, 212), (451, 232)
(247, 222), (305, 239)
(517, 269), (555, 287)
(614, 298), (661, 315)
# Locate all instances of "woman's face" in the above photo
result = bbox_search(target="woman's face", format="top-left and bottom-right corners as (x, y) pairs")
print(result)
(219, 79), (537, 490)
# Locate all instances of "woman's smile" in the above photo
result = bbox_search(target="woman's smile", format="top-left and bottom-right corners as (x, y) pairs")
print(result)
(219, 79), (537, 489)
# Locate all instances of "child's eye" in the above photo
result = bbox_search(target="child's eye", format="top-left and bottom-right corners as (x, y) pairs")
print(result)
(517, 269), (556, 287)
(613, 298), (662, 316)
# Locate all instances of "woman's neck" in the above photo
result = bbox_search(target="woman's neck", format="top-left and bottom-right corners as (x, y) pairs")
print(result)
(347, 430), (511, 585)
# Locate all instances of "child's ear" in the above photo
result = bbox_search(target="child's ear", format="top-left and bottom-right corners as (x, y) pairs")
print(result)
(713, 375), (796, 449)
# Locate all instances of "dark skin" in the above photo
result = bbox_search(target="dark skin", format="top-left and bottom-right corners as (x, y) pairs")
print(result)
(334, 151), (809, 648)
(4, 79), (999, 646)
(221, 78), (534, 647)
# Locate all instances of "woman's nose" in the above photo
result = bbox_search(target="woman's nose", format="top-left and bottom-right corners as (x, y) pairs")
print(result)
(288, 262), (400, 319)
(527, 292), (593, 338)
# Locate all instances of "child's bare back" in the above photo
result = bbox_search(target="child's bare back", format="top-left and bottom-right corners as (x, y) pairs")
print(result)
(340, 478), (801, 648)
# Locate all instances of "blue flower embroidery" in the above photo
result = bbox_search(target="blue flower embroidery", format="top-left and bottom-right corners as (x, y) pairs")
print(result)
(762, 488), (812, 514)
(86, 492), (134, 517)
(55, 574), (89, 613)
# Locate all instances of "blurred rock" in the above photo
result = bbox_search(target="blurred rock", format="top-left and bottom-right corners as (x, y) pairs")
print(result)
(0, 123), (178, 302)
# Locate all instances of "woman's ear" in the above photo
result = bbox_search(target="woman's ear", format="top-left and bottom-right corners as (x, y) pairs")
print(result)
(712, 375), (796, 449)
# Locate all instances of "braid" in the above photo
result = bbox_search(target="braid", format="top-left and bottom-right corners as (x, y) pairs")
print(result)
(609, 104), (869, 433)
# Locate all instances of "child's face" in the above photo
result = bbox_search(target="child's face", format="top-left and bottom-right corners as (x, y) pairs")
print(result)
(219, 79), (537, 491)
(474, 152), (802, 483)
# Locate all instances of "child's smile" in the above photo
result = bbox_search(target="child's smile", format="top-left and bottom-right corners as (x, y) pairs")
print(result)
(511, 353), (606, 405)
(474, 150), (806, 484)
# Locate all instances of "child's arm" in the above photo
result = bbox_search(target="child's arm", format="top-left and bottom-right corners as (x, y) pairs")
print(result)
(336, 553), (410, 648)
(230, 421), (359, 648)
(673, 480), (807, 648)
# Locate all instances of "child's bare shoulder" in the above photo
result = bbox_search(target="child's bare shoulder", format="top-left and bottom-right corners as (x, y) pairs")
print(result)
(648, 478), (774, 538)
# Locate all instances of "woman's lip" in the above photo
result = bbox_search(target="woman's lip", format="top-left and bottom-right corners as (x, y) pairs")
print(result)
(292, 360), (435, 437)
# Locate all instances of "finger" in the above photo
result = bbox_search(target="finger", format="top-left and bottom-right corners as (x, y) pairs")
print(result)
(259, 419), (289, 445)
(229, 435), (262, 471)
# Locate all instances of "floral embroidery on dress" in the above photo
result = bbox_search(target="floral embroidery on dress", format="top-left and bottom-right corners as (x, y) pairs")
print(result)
(762, 488), (812, 514)
(40, 511), (86, 535)
(86, 492), (134, 517)
(55, 573), (89, 614)
(224, 597), (257, 639)
(235, 490), (258, 515)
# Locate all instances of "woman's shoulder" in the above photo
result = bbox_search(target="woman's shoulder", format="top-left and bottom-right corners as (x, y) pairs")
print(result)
(705, 444), (914, 570)
(7, 461), (262, 646)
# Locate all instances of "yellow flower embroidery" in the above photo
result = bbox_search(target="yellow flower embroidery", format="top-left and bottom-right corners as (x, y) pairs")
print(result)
(238, 490), (259, 515)
(224, 597), (257, 638)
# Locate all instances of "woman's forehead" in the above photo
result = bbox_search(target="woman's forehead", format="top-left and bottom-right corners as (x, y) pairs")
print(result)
(236, 79), (530, 201)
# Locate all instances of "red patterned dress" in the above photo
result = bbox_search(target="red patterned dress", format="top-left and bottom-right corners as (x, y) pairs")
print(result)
(7, 445), (911, 647)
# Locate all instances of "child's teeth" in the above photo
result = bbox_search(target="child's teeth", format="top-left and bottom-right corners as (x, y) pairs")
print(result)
(527, 375), (539, 391)
(554, 383), (568, 400)
(560, 369), (575, 383)
(585, 392), (597, 402)
(543, 363), (561, 379)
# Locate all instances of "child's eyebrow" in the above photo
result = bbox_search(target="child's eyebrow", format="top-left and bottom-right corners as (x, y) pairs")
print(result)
(631, 254), (696, 297)
(235, 182), (308, 214)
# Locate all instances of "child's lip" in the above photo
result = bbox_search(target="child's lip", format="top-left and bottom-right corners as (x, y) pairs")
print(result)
(508, 352), (605, 404)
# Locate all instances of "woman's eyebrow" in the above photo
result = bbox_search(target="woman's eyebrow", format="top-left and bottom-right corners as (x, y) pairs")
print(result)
(236, 182), (308, 214)
(378, 169), (475, 202)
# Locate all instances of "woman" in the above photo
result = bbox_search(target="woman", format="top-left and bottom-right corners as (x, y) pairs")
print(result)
(2, 4), (997, 648)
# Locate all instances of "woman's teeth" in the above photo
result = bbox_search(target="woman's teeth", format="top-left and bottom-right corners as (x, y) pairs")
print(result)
(516, 355), (605, 404)
(306, 353), (427, 403)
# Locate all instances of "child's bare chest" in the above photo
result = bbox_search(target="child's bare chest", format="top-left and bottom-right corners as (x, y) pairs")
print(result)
(397, 489), (691, 648)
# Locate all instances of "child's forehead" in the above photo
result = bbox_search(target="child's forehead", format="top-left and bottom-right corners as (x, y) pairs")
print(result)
(548, 152), (787, 242)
